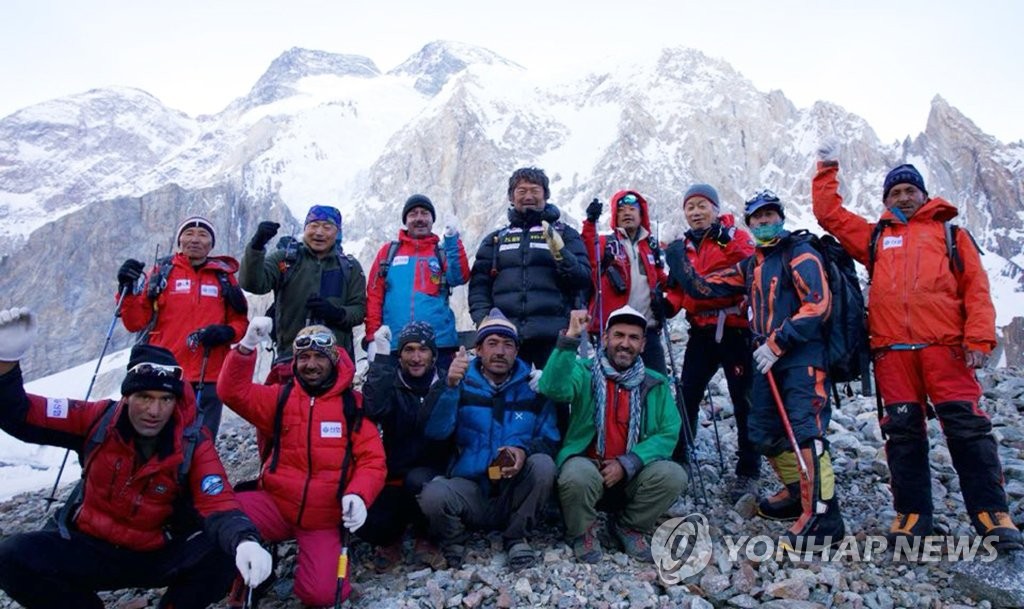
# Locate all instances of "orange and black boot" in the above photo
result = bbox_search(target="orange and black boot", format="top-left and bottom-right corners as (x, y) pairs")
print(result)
(970, 511), (1023, 553)
(758, 452), (801, 521)
(779, 441), (845, 552)
(887, 512), (934, 545)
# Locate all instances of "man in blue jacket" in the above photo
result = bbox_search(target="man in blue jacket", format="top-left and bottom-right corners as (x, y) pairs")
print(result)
(419, 308), (561, 571)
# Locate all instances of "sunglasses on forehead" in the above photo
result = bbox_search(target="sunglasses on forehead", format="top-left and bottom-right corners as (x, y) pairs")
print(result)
(746, 190), (780, 205)
(617, 193), (640, 206)
(294, 333), (335, 350)
(127, 362), (183, 380)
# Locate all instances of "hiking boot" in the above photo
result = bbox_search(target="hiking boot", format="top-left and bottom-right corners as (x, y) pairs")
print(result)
(970, 511), (1024, 553)
(505, 538), (538, 570)
(729, 475), (760, 504)
(371, 541), (404, 573)
(758, 482), (802, 521)
(613, 525), (653, 563)
(570, 522), (603, 564)
(441, 543), (466, 569)
(779, 497), (846, 552)
(886, 512), (934, 545)
(412, 537), (448, 570)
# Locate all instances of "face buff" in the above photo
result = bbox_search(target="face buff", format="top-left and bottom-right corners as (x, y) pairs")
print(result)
(751, 221), (785, 244)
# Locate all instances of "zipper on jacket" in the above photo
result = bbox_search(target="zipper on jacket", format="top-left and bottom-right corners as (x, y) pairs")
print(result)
(295, 395), (316, 527)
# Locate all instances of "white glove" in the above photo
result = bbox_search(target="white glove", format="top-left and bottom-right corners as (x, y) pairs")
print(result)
(817, 136), (840, 163)
(370, 325), (392, 362)
(528, 366), (543, 392)
(542, 220), (565, 261)
(238, 316), (272, 351)
(443, 213), (460, 238)
(753, 343), (780, 374)
(0, 307), (37, 362)
(234, 540), (273, 587)
(341, 494), (367, 532)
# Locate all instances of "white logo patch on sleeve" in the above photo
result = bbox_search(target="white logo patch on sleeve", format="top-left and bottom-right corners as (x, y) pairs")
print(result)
(46, 398), (69, 419)
(882, 236), (903, 250)
(321, 421), (343, 438)
(200, 284), (219, 297)
(174, 278), (192, 292)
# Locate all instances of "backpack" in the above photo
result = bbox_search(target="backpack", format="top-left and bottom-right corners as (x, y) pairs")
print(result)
(867, 220), (979, 281)
(774, 230), (869, 386)
(53, 400), (204, 538)
(274, 235), (356, 288)
(137, 255), (248, 344)
(376, 239), (451, 300)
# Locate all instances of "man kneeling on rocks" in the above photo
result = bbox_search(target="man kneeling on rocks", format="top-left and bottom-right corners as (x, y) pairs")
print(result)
(0, 308), (271, 609)
(420, 308), (561, 570)
(540, 306), (687, 563)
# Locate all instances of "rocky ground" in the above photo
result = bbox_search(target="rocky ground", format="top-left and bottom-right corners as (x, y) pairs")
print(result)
(1, 367), (1023, 608)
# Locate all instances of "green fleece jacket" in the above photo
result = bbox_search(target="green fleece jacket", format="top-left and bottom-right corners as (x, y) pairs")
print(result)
(539, 334), (681, 480)
(240, 241), (366, 357)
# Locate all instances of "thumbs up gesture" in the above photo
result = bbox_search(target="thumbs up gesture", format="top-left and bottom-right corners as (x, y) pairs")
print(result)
(447, 346), (470, 387)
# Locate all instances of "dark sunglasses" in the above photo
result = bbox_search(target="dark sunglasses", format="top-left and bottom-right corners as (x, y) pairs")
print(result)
(294, 333), (335, 350)
(127, 362), (183, 379)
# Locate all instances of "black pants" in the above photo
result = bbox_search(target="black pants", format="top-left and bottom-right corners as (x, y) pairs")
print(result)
(192, 381), (224, 439)
(673, 325), (760, 478)
(358, 466), (441, 547)
(0, 528), (236, 609)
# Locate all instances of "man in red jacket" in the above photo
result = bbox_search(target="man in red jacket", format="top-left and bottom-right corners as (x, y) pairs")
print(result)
(665, 184), (760, 502)
(0, 308), (271, 609)
(812, 139), (1021, 552)
(117, 215), (249, 438)
(218, 320), (387, 606)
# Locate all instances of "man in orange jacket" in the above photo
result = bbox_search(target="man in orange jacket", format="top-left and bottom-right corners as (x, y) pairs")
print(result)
(812, 138), (1021, 552)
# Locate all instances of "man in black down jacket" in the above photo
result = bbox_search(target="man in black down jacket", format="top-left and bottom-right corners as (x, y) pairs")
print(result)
(468, 167), (592, 369)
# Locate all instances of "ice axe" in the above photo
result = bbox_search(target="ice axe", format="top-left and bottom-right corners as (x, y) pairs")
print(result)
(765, 369), (810, 481)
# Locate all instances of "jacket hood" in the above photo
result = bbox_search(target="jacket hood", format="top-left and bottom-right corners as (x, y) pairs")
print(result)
(397, 229), (441, 248)
(609, 190), (651, 233)
(173, 252), (240, 273)
(293, 347), (356, 400)
(879, 196), (959, 224)
(507, 203), (561, 227)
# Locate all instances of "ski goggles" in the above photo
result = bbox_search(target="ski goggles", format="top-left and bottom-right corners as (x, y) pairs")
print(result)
(293, 332), (336, 350)
(617, 193), (640, 207)
(745, 190), (780, 206)
(126, 362), (183, 380)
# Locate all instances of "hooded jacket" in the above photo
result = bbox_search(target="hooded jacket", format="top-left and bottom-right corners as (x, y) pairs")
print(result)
(812, 161), (996, 352)
(0, 366), (257, 553)
(218, 347), (386, 530)
(120, 253), (249, 383)
(581, 190), (669, 333)
(468, 203), (592, 342)
(364, 229), (469, 350)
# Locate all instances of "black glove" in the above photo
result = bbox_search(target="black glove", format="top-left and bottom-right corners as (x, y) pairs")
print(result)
(708, 222), (732, 246)
(650, 291), (668, 322)
(586, 198), (603, 223)
(117, 259), (146, 290)
(250, 221), (281, 251)
(188, 324), (236, 350)
(306, 295), (347, 324)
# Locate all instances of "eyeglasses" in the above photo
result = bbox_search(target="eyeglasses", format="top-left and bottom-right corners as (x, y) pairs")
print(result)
(618, 193), (640, 206)
(294, 333), (335, 350)
(746, 190), (780, 206)
(127, 362), (183, 380)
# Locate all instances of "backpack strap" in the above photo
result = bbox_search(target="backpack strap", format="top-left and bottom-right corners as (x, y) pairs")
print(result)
(489, 228), (510, 277)
(57, 400), (119, 538)
(267, 382), (294, 473)
(377, 241), (402, 280)
(336, 389), (362, 501)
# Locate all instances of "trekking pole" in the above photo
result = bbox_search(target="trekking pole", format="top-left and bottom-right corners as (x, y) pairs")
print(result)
(592, 198), (604, 347)
(765, 369), (809, 481)
(704, 386), (725, 471)
(661, 321), (708, 506)
(334, 527), (351, 608)
(46, 285), (128, 508)
(193, 346), (211, 431)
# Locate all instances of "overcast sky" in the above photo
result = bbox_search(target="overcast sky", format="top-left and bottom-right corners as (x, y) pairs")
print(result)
(2, 0), (1021, 144)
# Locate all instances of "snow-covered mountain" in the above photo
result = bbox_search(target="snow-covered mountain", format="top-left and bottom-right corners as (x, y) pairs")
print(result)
(2, 41), (1023, 377)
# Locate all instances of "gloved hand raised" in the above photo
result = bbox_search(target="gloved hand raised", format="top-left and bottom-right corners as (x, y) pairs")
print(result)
(341, 494), (367, 532)
(238, 317), (272, 352)
(528, 366), (543, 392)
(368, 325), (391, 362)
(306, 295), (347, 324)
(443, 213), (460, 238)
(817, 136), (840, 163)
(117, 259), (146, 291)
(187, 324), (236, 350)
(586, 198), (603, 223)
(249, 221), (280, 251)
(542, 220), (565, 261)
(0, 308), (37, 362)
(234, 540), (273, 587)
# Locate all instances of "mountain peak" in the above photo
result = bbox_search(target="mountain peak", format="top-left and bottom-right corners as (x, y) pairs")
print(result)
(388, 40), (521, 95)
(240, 47), (381, 109)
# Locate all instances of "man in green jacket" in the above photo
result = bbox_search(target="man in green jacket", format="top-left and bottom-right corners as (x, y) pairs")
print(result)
(539, 305), (687, 564)
(240, 205), (367, 363)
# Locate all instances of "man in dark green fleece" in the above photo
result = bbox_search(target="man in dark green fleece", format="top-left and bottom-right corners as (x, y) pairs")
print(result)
(539, 305), (686, 564)
(240, 205), (367, 363)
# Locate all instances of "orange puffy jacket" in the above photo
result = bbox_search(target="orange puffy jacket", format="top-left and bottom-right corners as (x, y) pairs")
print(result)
(812, 161), (996, 353)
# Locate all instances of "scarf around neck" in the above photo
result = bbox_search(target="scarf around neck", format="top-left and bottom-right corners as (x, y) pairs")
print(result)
(592, 348), (646, 457)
